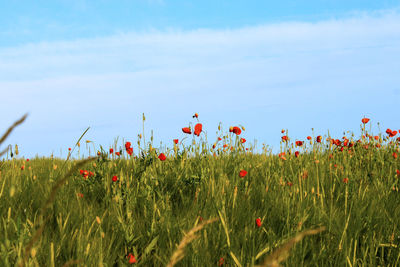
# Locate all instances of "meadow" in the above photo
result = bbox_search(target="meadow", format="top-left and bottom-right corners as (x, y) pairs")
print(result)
(0, 114), (399, 266)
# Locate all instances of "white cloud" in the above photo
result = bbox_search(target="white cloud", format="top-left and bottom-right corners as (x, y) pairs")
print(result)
(1, 10), (399, 157)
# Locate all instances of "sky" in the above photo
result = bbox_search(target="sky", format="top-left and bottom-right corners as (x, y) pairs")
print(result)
(1, 0), (400, 159)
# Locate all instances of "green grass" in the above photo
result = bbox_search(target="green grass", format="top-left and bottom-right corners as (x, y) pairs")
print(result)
(1, 116), (400, 266)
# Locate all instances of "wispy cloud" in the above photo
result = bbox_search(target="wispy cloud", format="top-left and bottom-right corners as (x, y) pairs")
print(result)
(1, 9), (399, 157)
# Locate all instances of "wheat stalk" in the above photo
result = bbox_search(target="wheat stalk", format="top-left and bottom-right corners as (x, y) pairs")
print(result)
(167, 217), (218, 267)
(257, 226), (326, 267)
(0, 114), (28, 157)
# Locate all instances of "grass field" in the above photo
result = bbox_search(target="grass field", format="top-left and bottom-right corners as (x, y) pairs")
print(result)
(1, 114), (400, 266)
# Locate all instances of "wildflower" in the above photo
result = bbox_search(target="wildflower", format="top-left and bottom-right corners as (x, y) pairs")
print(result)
(374, 136), (379, 140)
(240, 138), (246, 143)
(281, 129), (285, 133)
(127, 253), (137, 264)
(218, 257), (224, 266)
(393, 152), (398, 159)
(26, 158), (29, 161)
(281, 135), (288, 142)
(125, 142), (132, 149)
(386, 129), (393, 135)
(173, 139), (179, 144)
(295, 151), (300, 158)
(182, 127), (191, 134)
(112, 175), (118, 182)
(231, 126), (241, 135)
(239, 169), (247, 178)
(21, 166), (25, 170)
(193, 113), (198, 118)
(218, 137), (222, 141)
(194, 123), (202, 136)
(255, 218), (262, 228)
(361, 118), (370, 124)
(109, 148), (114, 154)
(279, 152), (287, 161)
(396, 169), (400, 176)
(115, 152), (120, 156)
(295, 141), (304, 147)
(307, 136), (312, 140)
(68, 147), (71, 151)
(343, 177), (349, 184)
(316, 136), (322, 143)
(77, 193), (84, 198)
(158, 153), (167, 161)
(287, 181), (293, 186)
(126, 147), (133, 156)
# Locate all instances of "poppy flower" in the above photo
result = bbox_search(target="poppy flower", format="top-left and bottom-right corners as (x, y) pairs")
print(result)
(109, 148), (114, 154)
(230, 126), (241, 135)
(115, 152), (120, 156)
(386, 129), (393, 135)
(126, 147), (133, 156)
(68, 147), (71, 151)
(361, 118), (370, 124)
(391, 131), (398, 137)
(125, 142), (132, 149)
(127, 253), (136, 264)
(194, 123), (202, 136)
(343, 177), (349, 184)
(182, 127), (191, 134)
(158, 153), (166, 161)
(295, 151), (300, 158)
(307, 136), (312, 140)
(393, 152), (398, 159)
(218, 257), (224, 266)
(281, 129), (285, 133)
(295, 141), (304, 147)
(396, 169), (400, 176)
(193, 113), (198, 118)
(239, 169), (247, 178)
(240, 138), (246, 143)
(173, 139), (179, 144)
(281, 135), (288, 142)
(77, 193), (84, 198)
(218, 137), (222, 141)
(316, 136), (322, 143)
(21, 166), (25, 170)
(287, 181), (293, 186)
(255, 218), (262, 228)
(112, 175), (118, 182)
(26, 158), (29, 161)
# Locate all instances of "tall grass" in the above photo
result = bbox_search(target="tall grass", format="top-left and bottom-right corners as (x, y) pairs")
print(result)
(0, 115), (399, 266)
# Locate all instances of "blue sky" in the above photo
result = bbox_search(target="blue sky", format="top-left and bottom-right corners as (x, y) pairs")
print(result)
(1, 1), (400, 158)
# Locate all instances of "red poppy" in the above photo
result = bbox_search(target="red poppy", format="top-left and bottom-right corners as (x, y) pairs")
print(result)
(239, 169), (247, 178)
(396, 169), (400, 176)
(68, 147), (71, 151)
(26, 158), (29, 161)
(109, 148), (114, 154)
(281, 129), (285, 133)
(391, 131), (398, 137)
(125, 142), (132, 149)
(361, 118), (370, 124)
(343, 177), (349, 184)
(182, 127), (191, 134)
(173, 139), (179, 144)
(194, 123), (202, 136)
(393, 152), (398, 159)
(386, 129), (393, 135)
(218, 257), (224, 266)
(307, 136), (312, 140)
(316, 136), (322, 143)
(77, 193), (84, 198)
(287, 181), (293, 186)
(126, 147), (133, 156)
(281, 135), (288, 142)
(295, 151), (300, 158)
(230, 126), (241, 135)
(127, 253), (136, 264)
(115, 152), (120, 156)
(112, 175), (118, 182)
(374, 135), (379, 140)
(295, 141), (303, 147)
(255, 218), (262, 228)
(158, 153), (167, 161)
(21, 166), (25, 170)
(193, 113), (198, 118)
(240, 138), (246, 143)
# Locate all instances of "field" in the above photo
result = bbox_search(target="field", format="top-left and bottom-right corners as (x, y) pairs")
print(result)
(1, 114), (400, 266)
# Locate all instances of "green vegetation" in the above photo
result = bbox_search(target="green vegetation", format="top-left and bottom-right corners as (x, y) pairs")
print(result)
(0, 115), (400, 266)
